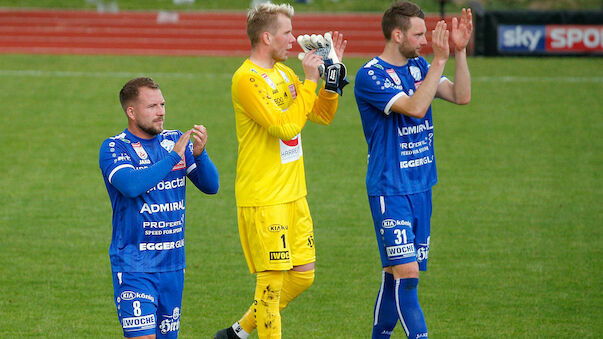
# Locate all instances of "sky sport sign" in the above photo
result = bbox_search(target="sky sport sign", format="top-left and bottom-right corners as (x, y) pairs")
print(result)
(498, 24), (603, 54)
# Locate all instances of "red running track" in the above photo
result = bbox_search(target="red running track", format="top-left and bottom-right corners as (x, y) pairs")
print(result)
(0, 9), (469, 57)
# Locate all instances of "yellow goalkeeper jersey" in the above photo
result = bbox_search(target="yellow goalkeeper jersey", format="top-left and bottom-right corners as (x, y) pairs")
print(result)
(232, 59), (339, 207)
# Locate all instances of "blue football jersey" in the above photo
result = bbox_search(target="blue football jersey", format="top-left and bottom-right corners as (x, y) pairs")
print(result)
(99, 129), (204, 272)
(354, 56), (444, 196)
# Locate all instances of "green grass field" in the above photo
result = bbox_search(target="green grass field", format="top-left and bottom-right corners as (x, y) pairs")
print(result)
(0, 53), (601, 338)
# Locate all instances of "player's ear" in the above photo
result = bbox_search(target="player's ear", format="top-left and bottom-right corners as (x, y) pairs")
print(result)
(126, 106), (135, 120)
(261, 31), (271, 45)
(392, 28), (403, 43)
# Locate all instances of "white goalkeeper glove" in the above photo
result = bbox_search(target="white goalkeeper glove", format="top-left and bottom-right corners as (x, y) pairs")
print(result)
(297, 32), (349, 95)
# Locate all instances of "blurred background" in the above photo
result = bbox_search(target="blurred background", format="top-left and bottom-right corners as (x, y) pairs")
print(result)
(1, 0), (602, 57)
(0, 1), (601, 338)
(1, 0), (602, 11)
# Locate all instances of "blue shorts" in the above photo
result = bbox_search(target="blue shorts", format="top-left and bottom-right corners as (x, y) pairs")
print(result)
(368, 191), (432, 271)
(112, 270), (184, 338)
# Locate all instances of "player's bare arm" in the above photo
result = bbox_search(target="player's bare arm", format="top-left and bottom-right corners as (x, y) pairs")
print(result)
(391, 20), (449, 118)
(436, 8), (472, 104)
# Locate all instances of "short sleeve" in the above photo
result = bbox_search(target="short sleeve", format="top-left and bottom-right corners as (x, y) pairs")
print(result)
(354, 67), (407, 115)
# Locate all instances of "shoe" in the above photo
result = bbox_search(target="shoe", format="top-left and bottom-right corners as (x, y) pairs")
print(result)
(213, 327), (238, 339)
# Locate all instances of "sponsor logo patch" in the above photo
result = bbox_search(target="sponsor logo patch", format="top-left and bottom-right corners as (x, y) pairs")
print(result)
(281, 137), (298, 147)
(139, 240), (184, 251)
(547, 25), (603, 52)
(397, 120), (433, 137)
(159, 307), (181, 334)
(140, 200), (185, 214)
(499, 24), (603, 54)
(498, 25), (545, 52)
(417, 236), (430, 262)
(386, 243), (415, 259)
(400, 155), (433, 169)
(116, 153), (131, 162)
(269, 251), (290, 261)
(120, 291), (155, 302)
(382, 219), (412, 228)
(122, 315), (155, 329)
(142, 219), (183, 229)
(268, 224), (288, 232)
(147, 177), (185, 193)
(279, 133), (302, 164)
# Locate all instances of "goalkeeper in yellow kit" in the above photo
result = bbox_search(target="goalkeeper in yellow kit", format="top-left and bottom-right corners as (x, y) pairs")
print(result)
(214, 2), (347, 339)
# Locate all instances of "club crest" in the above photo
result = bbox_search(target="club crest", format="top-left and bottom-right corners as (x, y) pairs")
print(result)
(386, 69), (401, 85)
(131, 142), (148, 159)
(160, 139), (175, 153)
(409, 66), (422, 82)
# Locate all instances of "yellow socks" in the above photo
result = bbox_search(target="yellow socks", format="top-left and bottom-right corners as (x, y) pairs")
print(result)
(238, 306), (256, 335)
(254, 270), (284, 338)
(238, 269), (315, 336)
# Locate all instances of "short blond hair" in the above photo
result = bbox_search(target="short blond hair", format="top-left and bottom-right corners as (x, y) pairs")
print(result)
(247, 2), (294, 48)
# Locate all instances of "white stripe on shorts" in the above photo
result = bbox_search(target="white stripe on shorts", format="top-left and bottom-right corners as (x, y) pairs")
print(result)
(380, 196), (386, 214)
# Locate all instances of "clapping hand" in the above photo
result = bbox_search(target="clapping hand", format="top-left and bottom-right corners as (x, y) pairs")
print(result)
(451, 8), (473, 51)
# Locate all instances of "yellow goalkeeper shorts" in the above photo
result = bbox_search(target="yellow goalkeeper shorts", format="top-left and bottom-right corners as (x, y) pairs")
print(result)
(238, 197), (316, 274)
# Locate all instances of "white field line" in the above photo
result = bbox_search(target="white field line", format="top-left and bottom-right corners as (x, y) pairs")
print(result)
(0, 69), (602, 83)
(0, 69), (230, 79)
(472, 76), (603, 83)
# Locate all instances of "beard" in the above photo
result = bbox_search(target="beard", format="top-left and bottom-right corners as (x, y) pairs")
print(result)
(272, 50), (287, 62)
(270, 43), (290, 62)
(137, 119), (163, 136)
(398, 39), (421, 59)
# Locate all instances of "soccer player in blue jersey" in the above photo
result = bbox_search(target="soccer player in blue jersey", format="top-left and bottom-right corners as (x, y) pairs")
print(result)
(354, 2), (472, 338)
(99, 77), (219, 339)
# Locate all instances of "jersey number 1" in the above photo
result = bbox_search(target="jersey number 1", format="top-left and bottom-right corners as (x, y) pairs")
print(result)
(281, 234), (286, 249)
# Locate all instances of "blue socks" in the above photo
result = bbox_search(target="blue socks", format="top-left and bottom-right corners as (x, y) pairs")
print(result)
(372, 272), (398, 338)
(395, 278), (428, 339)
(372, 273), (428, 339)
